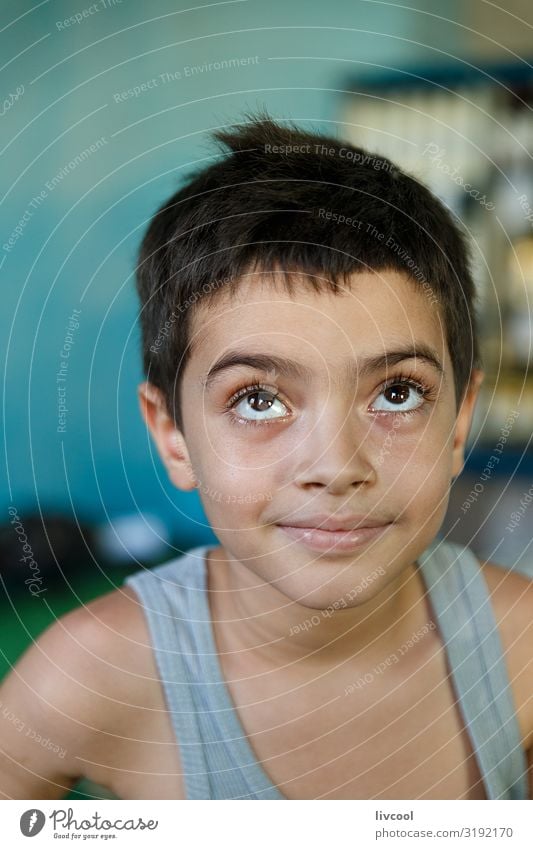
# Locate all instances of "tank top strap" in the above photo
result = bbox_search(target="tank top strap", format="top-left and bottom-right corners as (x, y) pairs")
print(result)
(124, 545), (285, 800)
(124, 546), (212, 799)
(417, 538), (528, 800)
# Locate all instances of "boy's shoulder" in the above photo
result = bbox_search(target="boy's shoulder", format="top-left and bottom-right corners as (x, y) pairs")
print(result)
(43, 583), (161, 732)
(478, 556), (533, 636)
(0, 583), (160, 798)
(59, 583), (160, 704)
(59, 583), (186, 797)
(477, 557), (533, 751)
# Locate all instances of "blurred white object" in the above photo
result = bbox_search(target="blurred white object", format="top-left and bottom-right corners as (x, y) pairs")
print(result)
(95, 513), (171, 564)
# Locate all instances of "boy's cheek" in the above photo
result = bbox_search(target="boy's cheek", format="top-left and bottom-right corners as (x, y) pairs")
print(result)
(380, 420), (453, 471)
(381, 443), (453, 503)
(397, 463), (452, 525)
(193, 470), (274, 517)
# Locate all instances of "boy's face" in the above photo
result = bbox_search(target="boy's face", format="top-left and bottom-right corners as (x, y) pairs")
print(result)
(140, 269), (484, 608)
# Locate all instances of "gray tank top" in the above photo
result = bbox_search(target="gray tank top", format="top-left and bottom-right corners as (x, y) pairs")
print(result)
(124, 537), (528, 800)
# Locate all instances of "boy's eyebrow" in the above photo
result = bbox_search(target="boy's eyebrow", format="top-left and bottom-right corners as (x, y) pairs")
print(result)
(201, 343), (446, 390)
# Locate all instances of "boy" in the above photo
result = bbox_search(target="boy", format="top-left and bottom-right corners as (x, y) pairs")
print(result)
(1, 113), (532, 801)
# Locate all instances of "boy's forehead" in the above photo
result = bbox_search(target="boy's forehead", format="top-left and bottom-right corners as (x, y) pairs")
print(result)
(187, 269), (450, 372)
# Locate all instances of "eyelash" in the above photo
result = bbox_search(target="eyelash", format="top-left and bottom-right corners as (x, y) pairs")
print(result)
(223, 372), (436, 428)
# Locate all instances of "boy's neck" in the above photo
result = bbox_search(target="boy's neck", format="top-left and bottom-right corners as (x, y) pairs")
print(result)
(206, 546), (430, 667)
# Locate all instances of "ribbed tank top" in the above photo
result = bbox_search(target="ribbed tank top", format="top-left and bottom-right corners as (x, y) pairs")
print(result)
(124, 536), (528, 800)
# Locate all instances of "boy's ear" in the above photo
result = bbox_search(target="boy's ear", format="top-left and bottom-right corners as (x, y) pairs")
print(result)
(137, 381), (197, 491)
(451, 368), (485, 479)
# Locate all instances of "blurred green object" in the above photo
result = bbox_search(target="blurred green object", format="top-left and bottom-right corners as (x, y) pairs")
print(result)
(68, 778), (120, 800)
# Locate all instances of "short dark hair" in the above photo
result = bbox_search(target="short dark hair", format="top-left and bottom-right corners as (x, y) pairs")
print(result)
(136, 109), (482, 432)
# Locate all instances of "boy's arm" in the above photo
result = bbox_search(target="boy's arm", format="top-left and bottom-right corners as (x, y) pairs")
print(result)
(0, 600), (122, 799)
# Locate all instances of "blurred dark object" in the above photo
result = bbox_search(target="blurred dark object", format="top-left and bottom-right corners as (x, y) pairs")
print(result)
(0, 513), (93, 594)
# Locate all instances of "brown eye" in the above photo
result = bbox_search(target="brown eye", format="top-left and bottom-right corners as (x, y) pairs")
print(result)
(371, 379), (428, 414)
(230, 387), (289, 422)
(383, 383), (413, 404)
(247, 390), (276, 412)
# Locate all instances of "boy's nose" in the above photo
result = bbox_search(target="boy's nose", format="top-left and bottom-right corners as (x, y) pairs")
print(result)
(292, 408), (376, 493)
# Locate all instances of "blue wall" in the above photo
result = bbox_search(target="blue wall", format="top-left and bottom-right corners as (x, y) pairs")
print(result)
(2, 0), (464, 537)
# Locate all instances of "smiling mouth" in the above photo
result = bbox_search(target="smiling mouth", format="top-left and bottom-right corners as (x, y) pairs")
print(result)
(276, 522), (393, 552)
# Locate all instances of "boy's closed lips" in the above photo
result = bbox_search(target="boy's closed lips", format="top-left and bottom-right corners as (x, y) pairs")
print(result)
(276, 512), (394, 553)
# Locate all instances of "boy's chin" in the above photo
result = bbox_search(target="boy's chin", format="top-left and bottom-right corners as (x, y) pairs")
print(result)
(268, 567), (389, 612)
(264, 542), (417, 611)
